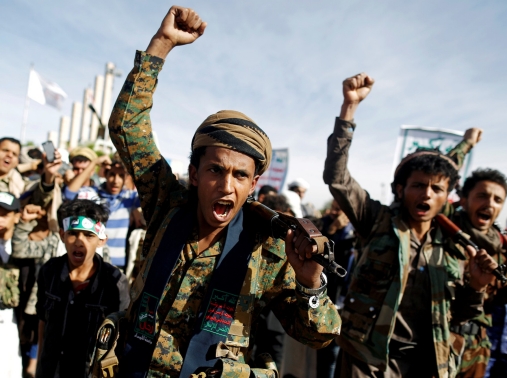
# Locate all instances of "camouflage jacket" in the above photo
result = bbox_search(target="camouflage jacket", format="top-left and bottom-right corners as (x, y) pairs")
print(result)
(11, 220), (61, 315)
(108, 51), (341, 377)
(323, 117), (484, 378)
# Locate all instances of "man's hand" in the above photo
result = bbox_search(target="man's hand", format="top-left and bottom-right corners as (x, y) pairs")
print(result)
(96, 155), (112, 167)
(147, 6), (207, 59)
(463, 128), (483, 148)
(340, 73), (375, 121)
(21, 205), (46, 223)
(43, 149), (62, 185)
(285, 229), (323, 289)
(467, 246), (498, 291)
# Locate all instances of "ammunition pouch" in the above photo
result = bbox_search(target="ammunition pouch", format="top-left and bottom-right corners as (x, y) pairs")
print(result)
(91, 311), (126, 378)
(191, 353), (278, 378)
(451, 321), (481, 336)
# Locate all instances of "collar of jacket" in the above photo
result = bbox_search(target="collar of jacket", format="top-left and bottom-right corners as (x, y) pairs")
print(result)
(60, 253), (103, 294)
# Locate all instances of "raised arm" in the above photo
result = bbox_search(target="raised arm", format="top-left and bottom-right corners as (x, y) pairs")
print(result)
(446, 127), (482, 169)
(323, 73), (384, 239)
(108, 6), (206, 224)
(11, 205), (50, 259)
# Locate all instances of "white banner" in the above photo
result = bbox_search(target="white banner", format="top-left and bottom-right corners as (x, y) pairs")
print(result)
(27, 69), (67, 110)
(256, 148), (289, 192)
(392, 125), (473, 185)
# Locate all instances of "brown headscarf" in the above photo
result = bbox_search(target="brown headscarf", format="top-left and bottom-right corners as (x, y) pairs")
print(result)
(191, 110), (272, 175)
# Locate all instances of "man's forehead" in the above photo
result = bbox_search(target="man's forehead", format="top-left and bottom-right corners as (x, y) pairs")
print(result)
(471, 180), (507, 197)
(203, 146), (256, 168)
(407, 170), (450, 184)
(0, 140), (20, 153)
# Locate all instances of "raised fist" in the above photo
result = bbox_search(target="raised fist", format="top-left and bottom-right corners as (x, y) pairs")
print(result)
(342, 73), (375, 105)
(463, 127), (483, 148)
(147, 6), (207, 58)
(21, 204), (46, 223)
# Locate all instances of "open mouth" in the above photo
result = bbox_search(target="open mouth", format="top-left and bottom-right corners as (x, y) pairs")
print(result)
(72, 250), (85, 260)
(476, 210), (492, 223)
(213, 200), (233, 219)
(416, 203), (430, 212)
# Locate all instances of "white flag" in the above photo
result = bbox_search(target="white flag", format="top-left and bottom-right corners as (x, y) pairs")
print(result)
(27, 69), (67, 110)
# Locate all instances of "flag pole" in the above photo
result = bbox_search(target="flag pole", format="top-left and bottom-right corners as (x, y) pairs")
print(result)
(20, 63), (33, 144)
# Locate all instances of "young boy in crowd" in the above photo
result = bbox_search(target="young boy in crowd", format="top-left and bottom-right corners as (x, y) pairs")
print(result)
(97, 160), (141, 268)
(36, 199), (130, 378)
(11, 203), (64, 378)
(0, 191), (22, 378)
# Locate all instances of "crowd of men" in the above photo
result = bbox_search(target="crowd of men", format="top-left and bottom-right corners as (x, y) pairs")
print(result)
(0, 4), (506, 378)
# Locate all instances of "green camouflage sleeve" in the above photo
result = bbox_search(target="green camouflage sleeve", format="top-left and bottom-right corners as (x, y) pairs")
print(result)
(11, 220), (47, 259)
(261, 248), (341, 348)
(108, 50), (185, 225)
(447, 140), (473, 170)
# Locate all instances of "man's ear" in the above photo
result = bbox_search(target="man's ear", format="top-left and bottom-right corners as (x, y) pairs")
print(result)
(460, 196), (467, 210)
(59, 229), (65, 239)
(249, 175), (260, 196)
(395, 184), (404, 200)
(14, 212), (21, 224)
(189, 164), (198, 187)
(98, 236), (108, 247)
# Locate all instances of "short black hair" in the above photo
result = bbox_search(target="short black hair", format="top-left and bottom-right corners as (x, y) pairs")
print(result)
(461, 169), (507, 198)
(189, 146), (261, 176)
(27, 148), (43, 160)
(391, 154), (460, 195)
(0, 137), (21, 150)
(104, 160), (126, 176)
(57, 199), (109, 229)
(262, 194), (291, 214)
(258, 185), (277, 197)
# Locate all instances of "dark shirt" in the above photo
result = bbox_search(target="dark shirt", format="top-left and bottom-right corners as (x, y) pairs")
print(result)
(36, 254), (129, 378)
(391, 226), (434, 346)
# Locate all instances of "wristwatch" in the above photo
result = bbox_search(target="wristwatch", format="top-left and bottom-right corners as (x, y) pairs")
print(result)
(295, 273), (328, 308)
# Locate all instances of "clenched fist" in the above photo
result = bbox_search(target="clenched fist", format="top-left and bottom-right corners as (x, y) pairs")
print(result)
(463, 127), (483, 148)
(147, 6), (207, 59)
(340, 73), (375, 121)
(21, 205), (46, 223)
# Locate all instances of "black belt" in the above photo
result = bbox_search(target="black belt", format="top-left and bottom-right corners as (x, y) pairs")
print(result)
(451, 321), (481, 336)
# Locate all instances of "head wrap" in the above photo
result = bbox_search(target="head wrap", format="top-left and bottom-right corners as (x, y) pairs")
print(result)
(288, 178), (310, 191)
(62, 216), (107, 239)
(191, 110), (272, 175)
(394, 150), (458, 178)
(69, 147), (97, 163)
(391, 150), (459, 195)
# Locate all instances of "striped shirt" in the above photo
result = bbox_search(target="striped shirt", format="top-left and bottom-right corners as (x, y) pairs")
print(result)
(98, 186), (140, 267)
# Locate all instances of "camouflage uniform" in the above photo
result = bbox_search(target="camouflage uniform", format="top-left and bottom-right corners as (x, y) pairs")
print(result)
(11, 219), (61, 315)
(324, 117), (485, 378)
(108, 51), (341, 377)
(446, 210), (507, 378)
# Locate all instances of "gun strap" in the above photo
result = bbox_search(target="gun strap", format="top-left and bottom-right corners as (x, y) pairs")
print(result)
(121, 207), (254, 377)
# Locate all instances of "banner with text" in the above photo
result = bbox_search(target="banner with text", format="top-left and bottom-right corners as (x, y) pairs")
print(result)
(256, 148), (289, 192)
(392, 126), (473, 197)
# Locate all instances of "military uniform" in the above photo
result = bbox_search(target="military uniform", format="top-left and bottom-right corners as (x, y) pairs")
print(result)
(447, 210), (507, 378)
(108, 51), (341, 377)
(324, 117), (486, 378)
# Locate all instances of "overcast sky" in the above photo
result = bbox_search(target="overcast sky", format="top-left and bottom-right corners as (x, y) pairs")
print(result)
(1, 0), (507, 221)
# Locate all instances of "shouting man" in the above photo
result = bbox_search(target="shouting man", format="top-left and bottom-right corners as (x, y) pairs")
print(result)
(106, 5), (340, 377)
(449, 169), (507, 377)
(323, 73), (498, 378)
